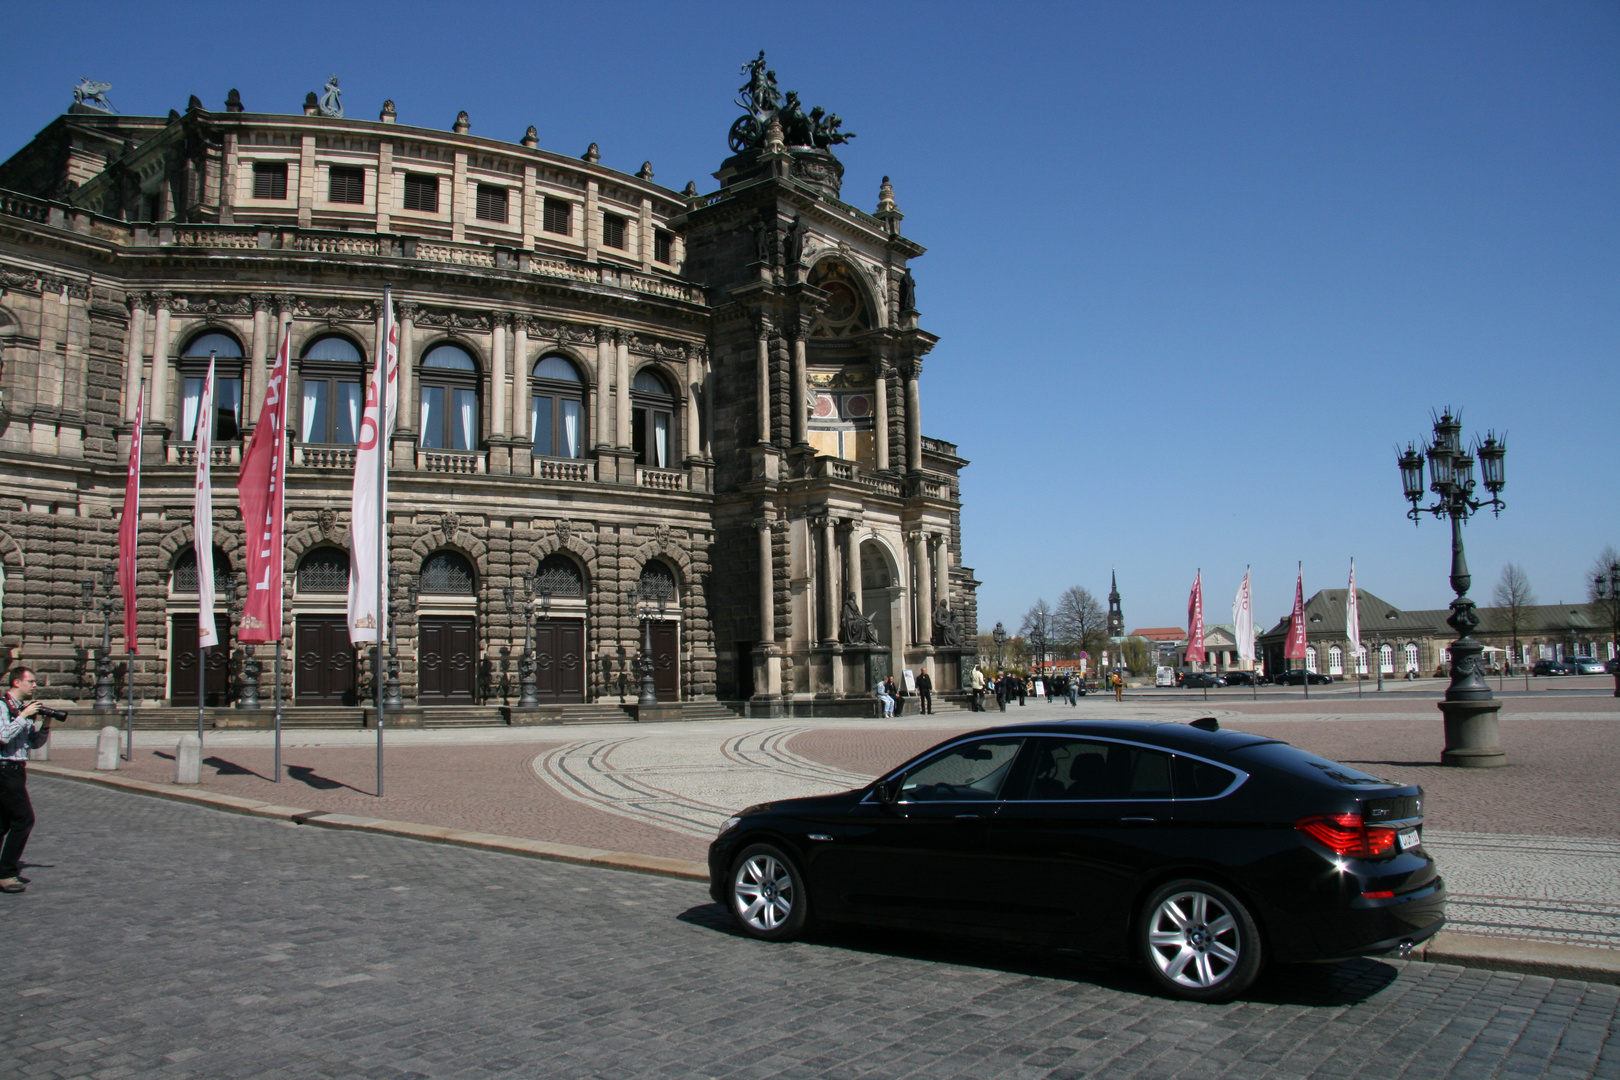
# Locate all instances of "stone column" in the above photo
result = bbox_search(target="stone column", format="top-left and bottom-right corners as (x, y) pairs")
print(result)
(873, 361), (890, 471)
(910, 530), (930, 645)
(790, 322), (808, 447)
(757, 518), (780, 696)
(246, 293), (271, 419)
(396, 302), (417, 433)
(700, 349), (714, 458)
(491, 315), (508, 437)
(905, 358), (923, 473)
(614, 331), (631, 449)
(511, 318), (529, 439)
(122, 295), (147, 422)
(820, 516), (838, 644)
(149, 292), (173, 429)
(274, 293), (296, 443)
(755, 315), (772, 445)
(594, 327), (612, 450)
(684, 355), (700, 461)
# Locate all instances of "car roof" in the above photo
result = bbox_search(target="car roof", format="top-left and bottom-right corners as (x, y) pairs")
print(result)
(946, 719), (1278, 755)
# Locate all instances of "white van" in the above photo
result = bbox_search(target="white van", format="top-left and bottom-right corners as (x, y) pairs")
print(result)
(1155, 666), (1178, 688)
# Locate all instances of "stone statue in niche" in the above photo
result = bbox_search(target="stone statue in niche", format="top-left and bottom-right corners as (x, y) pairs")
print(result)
(899, 269), (916, 312)
(841, 590), (878, 645)
(933, 602), (962, 647)
(783, 215), (806, 266)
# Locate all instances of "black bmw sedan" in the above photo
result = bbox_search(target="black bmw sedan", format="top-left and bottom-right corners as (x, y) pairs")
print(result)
(708, 719), (1444, 1002)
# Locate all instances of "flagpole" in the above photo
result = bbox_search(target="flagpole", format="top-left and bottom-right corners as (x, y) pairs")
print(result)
(375, 285), (392, 799)
(124, 379), (144, 761)
(273, 640), (282, 781)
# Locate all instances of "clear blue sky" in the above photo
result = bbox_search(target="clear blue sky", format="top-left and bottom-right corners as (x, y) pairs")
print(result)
(4, 1), (1615, 635)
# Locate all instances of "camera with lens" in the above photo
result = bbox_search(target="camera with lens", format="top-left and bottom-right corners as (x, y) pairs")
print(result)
(33, 706), (67, 722)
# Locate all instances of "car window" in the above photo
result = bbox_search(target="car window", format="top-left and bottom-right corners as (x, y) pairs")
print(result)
(1011, 738), (1173, 800)
(1172, 755), (1238, 799)
(1235, 743), (1393, 786)
(899, 738), (1023, 802)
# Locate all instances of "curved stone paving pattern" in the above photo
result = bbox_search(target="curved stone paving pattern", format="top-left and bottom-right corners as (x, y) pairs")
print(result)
(534, 725), (1620, 950)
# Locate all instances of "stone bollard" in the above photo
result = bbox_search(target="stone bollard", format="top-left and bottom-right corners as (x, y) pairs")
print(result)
(95, 726), (121, 770)
(173, 734), (202, 784)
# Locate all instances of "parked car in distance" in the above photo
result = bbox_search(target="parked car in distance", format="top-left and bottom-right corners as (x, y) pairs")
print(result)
(1571, 658), (1607, 675)
(1531, 660), (1577, 676)
(1223, 671), (1257, 686)
(1179, 671), (1224, 688)
(710, 718), (1445, 1003)
(1273, 669), (1334, 686)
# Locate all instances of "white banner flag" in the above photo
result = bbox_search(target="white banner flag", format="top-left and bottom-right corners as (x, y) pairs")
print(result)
(347, 291), (399, 644)
(194, 356), (218, 649)
(1347, 558), (1361, 658)
(1233, 567), (1253, 664)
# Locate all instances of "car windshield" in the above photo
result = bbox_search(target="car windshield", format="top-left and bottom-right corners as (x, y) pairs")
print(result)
(899, 738), (1023, 801)
(1234, 743), (1394, 786)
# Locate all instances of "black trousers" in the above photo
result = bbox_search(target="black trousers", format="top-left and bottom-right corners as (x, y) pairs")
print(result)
(918, 690), (932, 714)
(0, 763), (34, 879)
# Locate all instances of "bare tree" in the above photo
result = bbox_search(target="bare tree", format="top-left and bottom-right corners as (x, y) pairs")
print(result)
(1020, 600), (1053, 671)
(1588, 545), (1620, 657)
(1492, 563), (1536, 663)
(1054, 585), (1106, 655)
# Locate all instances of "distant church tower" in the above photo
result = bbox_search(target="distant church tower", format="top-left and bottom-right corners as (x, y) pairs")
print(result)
(1107, 569), (1125, 638)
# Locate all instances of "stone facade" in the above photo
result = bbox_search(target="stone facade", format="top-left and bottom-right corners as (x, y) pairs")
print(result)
(0, 78), (977, 713)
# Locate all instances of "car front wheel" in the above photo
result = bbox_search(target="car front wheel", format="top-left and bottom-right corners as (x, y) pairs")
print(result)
(1140, 880), (1262, 1002)
(728, 842), (808, 941)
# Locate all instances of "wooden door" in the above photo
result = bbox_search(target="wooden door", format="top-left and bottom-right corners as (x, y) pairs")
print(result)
(533, 618), (585, 704)
(649, 620), (679, 701)
(419, 616), (477, 703)
(295, 614), (357, 705)
(171, 613), (232, 706)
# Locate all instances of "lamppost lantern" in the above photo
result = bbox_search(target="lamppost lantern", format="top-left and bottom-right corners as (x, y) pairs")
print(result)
(1396, 407), (1508, 766)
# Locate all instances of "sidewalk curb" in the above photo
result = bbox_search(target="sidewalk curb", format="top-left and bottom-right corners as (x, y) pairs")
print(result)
(29, 763), (709, 883)
(27, 764), (1617, 985)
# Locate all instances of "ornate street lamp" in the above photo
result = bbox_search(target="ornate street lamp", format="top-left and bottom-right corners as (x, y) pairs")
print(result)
(1397, 409), (1507, 766)
(1592, 558), (1620, 698)
(992, 621), (1007, 670)
(78, 564), (119, 711)
(223, 571), (259, 709)
(503, 571), (545, 708)
(627, 579), (666, 706)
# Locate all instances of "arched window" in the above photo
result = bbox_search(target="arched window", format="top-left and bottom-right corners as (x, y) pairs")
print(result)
(1379, 643), (1394, 674)
(171, 547), (233, 594)
(420, 344), (479, 451)
(534, 554), (584, 598)
(181, 331), (245, 442)
(531, 355), (585, 458)
(637, 561), (677, 604)
(630, 368), (675, 468)
(1328, 645), (1343, 676)
(300, 334), (365, 444)
(297, 548), (350, 593)
(1404, 643), (1420, 673)
(421, 551), (475, 595)
(1305, 646), (1318, 673)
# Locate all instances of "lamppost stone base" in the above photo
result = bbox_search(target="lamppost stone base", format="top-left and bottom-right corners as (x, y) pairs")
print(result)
(1438, 698), (1506, 768)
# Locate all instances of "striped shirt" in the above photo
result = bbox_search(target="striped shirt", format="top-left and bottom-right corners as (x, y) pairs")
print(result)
(0, 694), (44, 761)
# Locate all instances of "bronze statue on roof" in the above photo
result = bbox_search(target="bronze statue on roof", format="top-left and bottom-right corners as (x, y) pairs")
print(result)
(727, 52), (855, 155)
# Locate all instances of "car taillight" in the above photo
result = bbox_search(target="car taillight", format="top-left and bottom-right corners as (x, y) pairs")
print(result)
(1295, 813), (1398, 857)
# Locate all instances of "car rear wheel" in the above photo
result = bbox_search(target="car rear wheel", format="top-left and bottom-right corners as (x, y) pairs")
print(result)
(728, 843), (808, 942)
(1140, 879), (1261, 1002)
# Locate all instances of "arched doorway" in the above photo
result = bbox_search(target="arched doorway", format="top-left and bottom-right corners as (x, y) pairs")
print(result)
(859, 539), (898, 683)
(637, 561), (680, 700)
(169, 546), (233, 706)
(418, 551), (477, 703)
(531, 554), (586, 703)
(294, 548), (356, 705)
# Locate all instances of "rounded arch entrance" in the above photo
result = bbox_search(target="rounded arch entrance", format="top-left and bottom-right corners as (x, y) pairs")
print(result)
(521, 553), (588, 705)
(634, 559), (682, 701)
(418, 550), (478, 704)
(858, 537), (901, 684)
(291, 547), (358, 707)
(168, 545), (234, 707)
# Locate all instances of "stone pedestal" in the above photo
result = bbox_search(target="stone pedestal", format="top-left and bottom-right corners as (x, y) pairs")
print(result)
(627, 702), (684, 723)
(501, 706), (562, 726)
(1438, 698), (1506, 767)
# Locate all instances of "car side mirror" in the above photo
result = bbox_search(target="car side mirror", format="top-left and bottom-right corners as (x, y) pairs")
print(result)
(872, 779), (900, 805)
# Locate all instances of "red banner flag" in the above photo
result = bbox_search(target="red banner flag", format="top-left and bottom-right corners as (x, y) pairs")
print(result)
(1285, 563), (1308, 659)
(119, 384), (144, 653)
(236, 327), (291, 643)
(1185, 570), (1206, 664)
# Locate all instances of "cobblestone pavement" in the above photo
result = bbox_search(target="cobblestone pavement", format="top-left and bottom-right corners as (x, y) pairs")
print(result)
(43, 689), (1620, 950)
(6, 779), (1620, 1080)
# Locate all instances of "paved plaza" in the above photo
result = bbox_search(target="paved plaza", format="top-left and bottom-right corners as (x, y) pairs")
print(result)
(5, 777), (1620, 1080)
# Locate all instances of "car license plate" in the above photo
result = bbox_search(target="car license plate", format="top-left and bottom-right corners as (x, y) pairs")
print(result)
(1398, 828), (1420, 851)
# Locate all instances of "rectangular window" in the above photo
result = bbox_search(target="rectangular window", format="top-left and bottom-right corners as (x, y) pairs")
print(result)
(601, 212), (626, 250)
(252, 162), (288, 200)
(654, 229), (673, 264)
(475, 184), (508, 223)
(542, 197), (571, 235)
(402, 173), (439, 213)
(328, 166), (366, 204)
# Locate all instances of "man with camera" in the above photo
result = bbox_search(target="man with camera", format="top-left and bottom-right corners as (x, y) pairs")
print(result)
(0, 666), (55, 893)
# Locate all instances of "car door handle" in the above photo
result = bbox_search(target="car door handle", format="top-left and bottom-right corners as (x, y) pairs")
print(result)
(1119, 817), (1156, 823)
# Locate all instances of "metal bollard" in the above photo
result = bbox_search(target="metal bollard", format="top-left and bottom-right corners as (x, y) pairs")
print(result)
(173, 734), (202, 784)
(94, 725), (120, 770)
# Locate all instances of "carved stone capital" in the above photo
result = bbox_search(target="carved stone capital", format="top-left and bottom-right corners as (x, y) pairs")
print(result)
(396, 300), (419, 321)
(273, 292), (297, 314)
(150, 290), (175, 310)
(250, 292), (274, 313)
(753, 311), (774, 339)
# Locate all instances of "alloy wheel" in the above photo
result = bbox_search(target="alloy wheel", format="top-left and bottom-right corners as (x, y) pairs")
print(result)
(733, 852), (796, 932)
(1146, 889), (1243, 989)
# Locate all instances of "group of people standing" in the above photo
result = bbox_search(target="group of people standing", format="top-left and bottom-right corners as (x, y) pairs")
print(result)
(874, 670), (935, 717)
(966, 668), (1089, 711)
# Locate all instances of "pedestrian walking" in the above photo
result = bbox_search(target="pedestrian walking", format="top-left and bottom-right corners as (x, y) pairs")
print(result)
(1112, 670), (1124, 702)
(916, 669), (933, 714)
(1067, 675), (1079, 707)
(0, 667), (53, 894)
(970, 666), (986, 711)
(994, 674), (1007, 712)
(1016, 676), (1027, 707)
